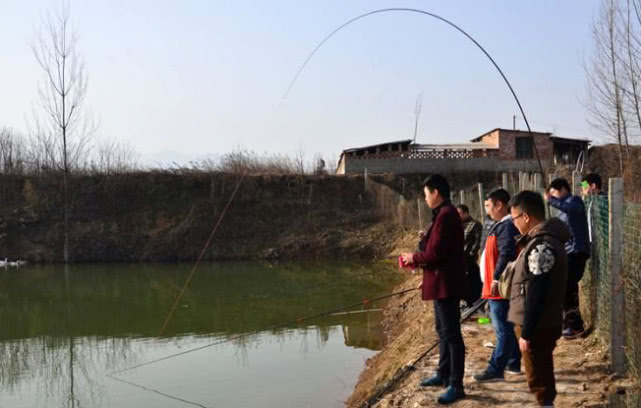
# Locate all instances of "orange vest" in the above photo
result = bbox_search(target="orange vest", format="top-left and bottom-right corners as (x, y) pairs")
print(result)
(482, 235), (503, 300)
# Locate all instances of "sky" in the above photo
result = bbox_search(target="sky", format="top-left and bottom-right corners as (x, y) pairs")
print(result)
(1, 1), (600, 166)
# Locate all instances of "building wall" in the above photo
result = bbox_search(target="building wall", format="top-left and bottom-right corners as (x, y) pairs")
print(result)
(337, 155), (346, 174)
(342, 157), (549, 174)
(479, 130), (500, 147)
(497, 130), (553, 160)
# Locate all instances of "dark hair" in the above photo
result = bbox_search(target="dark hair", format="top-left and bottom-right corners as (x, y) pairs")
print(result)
(456, 204), (469, 213)
(548, 178), (571, 193)
(509, 191), (546, 220)
(423, 174), (451, 199)
(582, 173), (602, 189)
(487, 188), (510, 205)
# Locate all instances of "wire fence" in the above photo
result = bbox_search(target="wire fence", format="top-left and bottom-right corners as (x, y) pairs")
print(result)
(585, 193), (641, 401)
(623, 201), (641, 383)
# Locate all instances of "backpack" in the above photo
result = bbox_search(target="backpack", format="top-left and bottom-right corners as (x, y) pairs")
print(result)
(498, 260), (517, 299)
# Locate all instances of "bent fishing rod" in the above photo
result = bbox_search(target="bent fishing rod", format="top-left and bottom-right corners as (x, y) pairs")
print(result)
(283, 8), (546, 179)
(133, 7), (547, 406)
(159, 8), (549, 336)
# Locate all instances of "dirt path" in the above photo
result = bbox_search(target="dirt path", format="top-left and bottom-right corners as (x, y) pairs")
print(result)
(374, 319), (615, 407)
(348, 274), (626, 408)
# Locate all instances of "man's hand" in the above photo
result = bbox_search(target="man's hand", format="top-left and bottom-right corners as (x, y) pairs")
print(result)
(519, 337), (531, 353)
(491, 280), (500, 297)
(418, 230), (426, 239)
(401, 253), (415, 265)
(543, 190), (550, 201)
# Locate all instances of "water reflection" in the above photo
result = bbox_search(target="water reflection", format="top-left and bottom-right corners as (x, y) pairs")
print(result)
(0, 261), (400, 408)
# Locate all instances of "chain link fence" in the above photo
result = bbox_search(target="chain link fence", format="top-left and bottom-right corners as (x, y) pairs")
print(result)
(584, 192), (641, 404)
(623, 201), (641, 385)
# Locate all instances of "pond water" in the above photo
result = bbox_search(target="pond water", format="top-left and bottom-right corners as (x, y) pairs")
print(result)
(0, 261), (402, 408)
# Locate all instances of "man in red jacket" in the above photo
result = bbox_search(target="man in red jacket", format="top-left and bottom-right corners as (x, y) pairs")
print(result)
(402, 174), (466, 405)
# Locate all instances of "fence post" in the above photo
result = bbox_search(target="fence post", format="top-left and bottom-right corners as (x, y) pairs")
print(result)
(364, 168), (368, 191)
(502, 173), (509, 190)
(459, 190), (465, 205)
(572, 170), (582, 196)
(533, 173), (542, 192)
(609, 177), (626, 376)
(477, 183), (485, 221)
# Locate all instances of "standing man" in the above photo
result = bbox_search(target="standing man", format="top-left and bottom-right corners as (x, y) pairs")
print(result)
(581, 173), (605, 197)
(545, 178), (590, 339)
(475, 189), (521, 382)
(402, 174), (466, 404)
(581, 173), (608, 244)
(456, 204), (483, 308)
(508, 191), (570, 407)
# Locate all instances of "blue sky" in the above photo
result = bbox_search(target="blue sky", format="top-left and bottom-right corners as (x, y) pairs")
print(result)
(1, 1), (600, 164)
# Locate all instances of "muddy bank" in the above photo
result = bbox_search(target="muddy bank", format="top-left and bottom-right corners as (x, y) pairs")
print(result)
(0, 172), (414, 263)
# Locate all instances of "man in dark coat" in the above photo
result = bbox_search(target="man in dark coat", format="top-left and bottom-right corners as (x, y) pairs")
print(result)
(545, 178), (590, 339)
(456, 204), (483, 308)
(402, 174), (466, 405)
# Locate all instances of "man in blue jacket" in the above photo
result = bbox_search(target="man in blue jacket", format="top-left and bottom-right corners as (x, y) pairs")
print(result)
(546, 178), (590, 339)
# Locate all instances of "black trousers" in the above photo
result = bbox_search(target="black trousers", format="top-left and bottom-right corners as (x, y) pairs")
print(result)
(434, 297), (466, 388)
(563, 253), (588, 331)
(463, 256), (482, 307)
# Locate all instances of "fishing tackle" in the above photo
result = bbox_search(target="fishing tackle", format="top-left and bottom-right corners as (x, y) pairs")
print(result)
(283, 7), (546, 178)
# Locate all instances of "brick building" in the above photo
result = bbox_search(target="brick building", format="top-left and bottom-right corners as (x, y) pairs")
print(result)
(336, 128), (589, 175)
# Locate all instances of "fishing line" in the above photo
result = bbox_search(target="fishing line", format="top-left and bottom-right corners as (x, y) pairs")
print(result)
(159, 170), (247, 336)
(108, 287), (417, 406)
(282, 8), (546, 178)
(110, 287), (417, 376)
(106, 374), (210, 408)
(235, 261), (399, 302)
(112, 8), (547, 405)
(360, 298), (488, 408)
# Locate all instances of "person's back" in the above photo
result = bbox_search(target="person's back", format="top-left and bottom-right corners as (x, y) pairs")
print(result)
(457, 204), (483, 307)
(546, 178), (590, 339)
(549, 193), (589, 256)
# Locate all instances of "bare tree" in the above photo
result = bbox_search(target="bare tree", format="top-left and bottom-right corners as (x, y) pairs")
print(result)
(586, 0), (629, 174)
(294, 143), (306, 175)
(32, 2), (93, 262)
(0, 128), (28, 174)
(92, 138), (139, 174)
